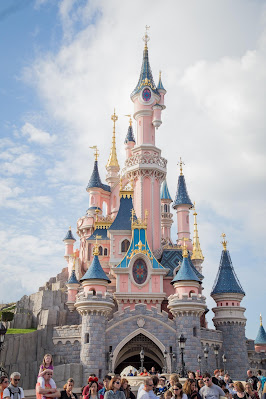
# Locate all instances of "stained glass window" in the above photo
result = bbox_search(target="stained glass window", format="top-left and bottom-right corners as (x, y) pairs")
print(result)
(132, 258), (148, 284)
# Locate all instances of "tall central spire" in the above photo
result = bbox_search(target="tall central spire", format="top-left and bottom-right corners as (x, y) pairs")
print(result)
(191, 203), (204, 261)
(106, 109), (119, 169)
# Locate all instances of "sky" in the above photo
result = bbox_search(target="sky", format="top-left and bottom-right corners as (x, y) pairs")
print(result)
(0, 0), (265, 340)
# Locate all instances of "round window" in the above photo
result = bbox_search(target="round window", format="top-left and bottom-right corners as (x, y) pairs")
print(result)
(142, 88), (151, 102)
(132, 258), (148, 285)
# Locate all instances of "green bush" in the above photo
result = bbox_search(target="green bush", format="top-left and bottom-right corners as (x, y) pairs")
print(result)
(1, 311), (14, 322)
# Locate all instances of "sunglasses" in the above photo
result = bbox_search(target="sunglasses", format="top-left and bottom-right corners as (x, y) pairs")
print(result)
(203, 379), (210, 382)
(173, 389), (181, 391)
(14, 379), (20, 382)
(115, 381), (121, 384)
(3, 381), (9, 384)
(148, 384), (154, 386)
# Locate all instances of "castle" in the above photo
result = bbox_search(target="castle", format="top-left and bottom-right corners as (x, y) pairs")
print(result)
(2, 30), (266, 388)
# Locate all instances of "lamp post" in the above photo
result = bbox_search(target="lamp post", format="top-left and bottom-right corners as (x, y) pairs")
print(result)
(140, 348), (145, 373)
(197, 355), (202, 376)
(171, 353), (177, 373)
(108, 351), (113, 373)
(222, 353), (227, 374)
(214, 345), (220, 369)
(178, 334), (187, 378)
(0, 320), (7, 377)
(162, 349), (168, 373)
(204, 346), (209, 373)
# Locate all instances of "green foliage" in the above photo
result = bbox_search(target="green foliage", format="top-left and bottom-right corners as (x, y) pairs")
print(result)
(1, 311), (14, 322)
(6, 328), (37, 335)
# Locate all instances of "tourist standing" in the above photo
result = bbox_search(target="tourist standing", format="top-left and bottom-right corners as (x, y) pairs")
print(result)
(120, 379), (135, 399)
(246, 371), (259, 391)
(244, 383), (259, 399)
(3, 373), (25, 399)
(171, 383), (188, 399)
(199, 373), (225, 399)
(137, 378), (154, 399)
(104, 377), (125, 399)
(36, 369), (60, 399)
(233, 382), (249, 399)
(99, 377), (112, 397)
(60, 379), (77, 399)
(0, 377), (9, 399)
(83, 379), (103, 399)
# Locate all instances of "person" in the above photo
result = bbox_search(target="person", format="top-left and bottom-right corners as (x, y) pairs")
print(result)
(233, 382), (248, 399)
(183, 379), (200, 399)
(244, 383), (259, 399)
(104, 377), (125, 399)
(257, 372), (266, 391)
(60, 379), (78, 399)
(127, 371), (134, 377)
(99, 377), (112, 397)
(83, 378), (103, 399)
(187, 373), (195, 380)
(219, 371), (225, 381)
(163, 392), (172, 399)
(199, 373), (225, 399)
(223, 389), (231, 399)
(36, 369), (60, 399)
(150, 368), (157, 376)
(38, 354), (57, 394)
(257, 381), (262, 399)
(212, 370), (220, 386)
(3, 372), (25, 399)
(140, 370), (149, 377)
(0, 377), (9, 399)
(168, 375), (179, 394)
(155, 377), (167, 397)
(195, 372), (202, 382)
(137, 378), (154, 399)
(197, 381), (204, 390)
(120, 379), (135, 399)
(171, 383), (188, 399)
(246, 371), (259, 391)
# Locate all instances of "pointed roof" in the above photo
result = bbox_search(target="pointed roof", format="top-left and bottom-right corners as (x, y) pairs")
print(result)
(86, 160), (111, 192)
(125, 125), (135, 144)
(67, 268), (79, 284)
(191, 204), (204, 261)
(161, 180), (172, 201)
(255, 316), (266, 345)
(131, 37), (160, 98)
(160, 249), (203, 279)
(80, 254), (111, 283)
(106, 110), (120, 169)
(63, 227), (76, 241)
(157, 71), (166, 92)
(211, 247), (245, 295)
(171, 248), (201, 284)
(173, 174), (193, 208)
(109, 195), (135, 231)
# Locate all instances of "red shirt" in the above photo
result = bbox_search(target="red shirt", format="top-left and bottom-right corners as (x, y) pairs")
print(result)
(36, 382), (52, 399)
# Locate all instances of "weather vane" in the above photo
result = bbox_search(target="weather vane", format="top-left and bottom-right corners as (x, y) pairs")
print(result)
(221, 233), (228, 250)
(89, 145), (99, 161)
(143, 25), (150, 47)
(178, 157), (185, 175)
(125, 114), (132, 126)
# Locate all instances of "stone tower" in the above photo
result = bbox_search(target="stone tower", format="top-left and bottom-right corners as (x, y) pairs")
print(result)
(75, 241), (114, 380)
(168, 243), (206, 372)
(211, 234), (248, 380)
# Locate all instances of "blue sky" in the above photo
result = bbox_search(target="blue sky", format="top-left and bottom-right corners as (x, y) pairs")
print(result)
(0, 0), (265, 341)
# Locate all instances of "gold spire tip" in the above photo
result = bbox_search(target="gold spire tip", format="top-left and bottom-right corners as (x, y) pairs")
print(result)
(181, 237), (189, 258)
(93, 234), (102, 256)
(221, 233), (227, 250)
(159, 70), (162, 80)
(89, 145), (99, 161)
(260, 314), (262, 326)
(178, 157), (184, 176)
(106, 109), (119, 168)
(69, 226), (71, 230)
(143, 25), (150, 48)
(125, 114), (132, 126)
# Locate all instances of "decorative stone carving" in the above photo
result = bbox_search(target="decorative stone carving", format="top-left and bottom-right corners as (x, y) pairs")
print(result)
(137, 318), (145, 327)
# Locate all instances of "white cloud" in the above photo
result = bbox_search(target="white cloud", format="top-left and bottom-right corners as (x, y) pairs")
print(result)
(21, 122), (56, 145)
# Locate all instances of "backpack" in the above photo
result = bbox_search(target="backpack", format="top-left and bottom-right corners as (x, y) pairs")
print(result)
(7, 387), (22, 399)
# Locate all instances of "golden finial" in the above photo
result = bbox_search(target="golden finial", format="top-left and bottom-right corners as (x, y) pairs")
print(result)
(125, 114), (132, 126)
(120, 177), (123, 190)
(95, 208), (99, 222)
(143, 25), (150, 49)
(221, 233), (227, 250)
(181, 237), (189, 258)
(130, 176), (134, 190)
(191, 202), (204, 261)
(106, 109), (119, 169)
(177, 157), (184, 176)
(159, 70), (162, 80)
(131, 208), (136, 225)
(89, 145), (99, 161)
(93, 234), (102, 256)
(260, 314), (263, 326)
(69, 226), (71, 230)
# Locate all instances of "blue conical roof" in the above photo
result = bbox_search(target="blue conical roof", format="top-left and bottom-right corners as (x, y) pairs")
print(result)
(63, 228), (76, 241)
(211, 250), (245, 295)
(125, 125), (135, 144)
(80, 254), (111, 283)
(255, 324), (266, 345)
(161, 180), (172, 201)
(171, 255), (200, 284)
(131, 46), (160, 98)
(67, 269), (79, 284)
(86, 160), (111, 192)
(157, 74), (166, 91)
(109, 196), (135, 231)
(173, 174), (193, 208)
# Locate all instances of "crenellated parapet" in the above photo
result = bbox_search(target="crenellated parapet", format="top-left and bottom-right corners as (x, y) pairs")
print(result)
(168, 292), (206, 317)
(75, 291), (114, 316)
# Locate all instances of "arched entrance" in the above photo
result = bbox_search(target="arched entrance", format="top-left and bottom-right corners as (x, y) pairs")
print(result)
(114, 333), (165, 374)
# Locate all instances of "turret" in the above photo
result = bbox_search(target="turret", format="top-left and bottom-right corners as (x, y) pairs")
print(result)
(106, 110), (120, 187)
(191, 203), (204, 273)
(211, 234), (248, 379)
(173, 159), (193, 250)
(254, 315), (266, 353)
(160, 179), (173, 243)
(124, 115), (135, 159)
(63, 226), (76, 258)
(66, 266), (80, 312)
(168, 242), (206, 371)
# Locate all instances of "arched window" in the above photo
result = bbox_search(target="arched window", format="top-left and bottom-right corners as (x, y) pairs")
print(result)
(193, 327), (197, 337)
(90, 195), (95, 205)
(98, 246), (103, 256)
(164, 204), (168, 212)
(121, 239), (130, 253)
(104, 248), (108, 256)
(189, 290), (195, 297)
(89, 288), (96, 295)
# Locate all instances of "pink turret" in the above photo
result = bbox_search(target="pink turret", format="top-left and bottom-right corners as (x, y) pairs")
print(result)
(126, 28), (167, 252)
(173, 159), (193, 250)
(63, 226), (76, 259)
(124, 116), (135, 159)
(160, 179), (173, 243)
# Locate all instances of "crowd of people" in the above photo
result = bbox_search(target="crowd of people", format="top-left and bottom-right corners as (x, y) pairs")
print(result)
(0, 354), (266, 399)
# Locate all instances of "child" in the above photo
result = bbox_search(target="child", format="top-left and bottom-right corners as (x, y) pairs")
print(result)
(164, 391), (172, 399)
(38, 354), (56, 398)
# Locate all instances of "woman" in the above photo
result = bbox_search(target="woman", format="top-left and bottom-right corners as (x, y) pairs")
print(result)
(104, 377), (125, 399)
(183, 379), (200, 399)
(120, 379), (135, 399)
(83, 378), (103, 399)
(0, 376), (9, 399)
(245, 383), (259, 399)
(61, 378), (78, 399)
(172, 383), (188, 399)
(197, 381), (204, 390)
(168, 375), (180, 394)
(233, 382), (248, 399)
(156, 377), (167, 397)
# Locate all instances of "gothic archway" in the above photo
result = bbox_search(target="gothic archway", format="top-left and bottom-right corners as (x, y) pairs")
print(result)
(114, 333), (165, 374)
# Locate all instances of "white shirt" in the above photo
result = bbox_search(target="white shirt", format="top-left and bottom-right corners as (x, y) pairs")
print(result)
(138, 389), (150, 399)
(3, 387), (25, 399)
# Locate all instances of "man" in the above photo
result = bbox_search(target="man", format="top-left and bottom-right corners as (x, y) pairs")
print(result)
(257, 370), (266, 390)
(99, 376), (111, 396)
(127, 370), (134, 377)
(137, 378), (154, 399)
(149, 367), (156, 376)
(199, 373), (225, 399)
(246, 370), (259, 391)
(212, 370), (220, 386)
(3, 372), (24, 399)
(219, 370), (225, 380)
(36, 369), (60, 399)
